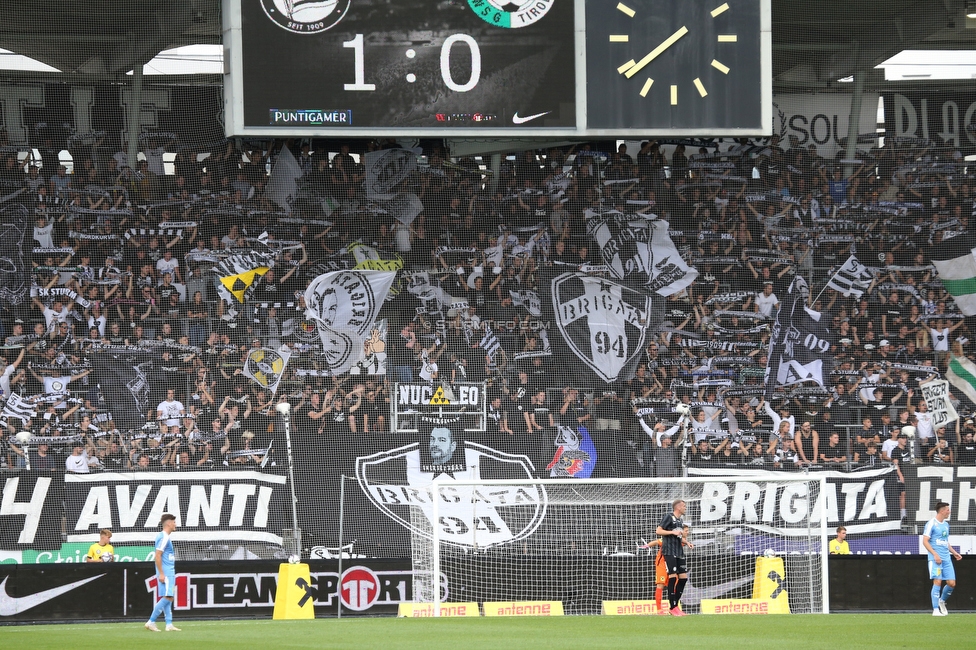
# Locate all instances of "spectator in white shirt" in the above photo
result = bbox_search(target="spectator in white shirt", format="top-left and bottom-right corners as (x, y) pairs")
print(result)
(754, 282), (779, 319)
(157, 389), (186, 436)
(763, 398), (796, 438)
(155, 249), (182, 283)
(65, 443), (93, 473)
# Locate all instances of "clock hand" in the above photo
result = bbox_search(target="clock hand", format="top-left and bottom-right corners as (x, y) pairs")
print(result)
(621, 26), (689, 79)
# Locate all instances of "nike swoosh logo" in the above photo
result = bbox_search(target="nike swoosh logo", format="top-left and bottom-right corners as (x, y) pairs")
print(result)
(681, 575), (755, 606)
(0, 574), (103, 616)
(512, 111), (551, 124)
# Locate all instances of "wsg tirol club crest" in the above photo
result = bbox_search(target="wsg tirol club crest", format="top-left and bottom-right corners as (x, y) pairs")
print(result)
(467, 0), (555, 28)
(261, 0), (351, 34)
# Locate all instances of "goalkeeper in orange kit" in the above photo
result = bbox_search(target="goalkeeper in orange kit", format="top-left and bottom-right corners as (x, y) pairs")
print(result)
(640, 537), (669, 614)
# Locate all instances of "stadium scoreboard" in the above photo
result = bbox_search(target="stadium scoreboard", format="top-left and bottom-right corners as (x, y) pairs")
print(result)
(223, 0), (771, 137)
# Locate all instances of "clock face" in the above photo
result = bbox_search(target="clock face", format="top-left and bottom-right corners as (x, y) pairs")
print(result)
(585, 0), (764, 132)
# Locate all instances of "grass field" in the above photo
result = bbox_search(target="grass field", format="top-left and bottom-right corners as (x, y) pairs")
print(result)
(2, 615), (974, 650)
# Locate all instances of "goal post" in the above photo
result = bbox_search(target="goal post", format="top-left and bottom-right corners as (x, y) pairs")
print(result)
(421, 476), (829, 616)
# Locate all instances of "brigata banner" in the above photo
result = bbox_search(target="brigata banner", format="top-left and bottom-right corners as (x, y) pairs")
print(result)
(63, 471), (289, 545)
(686, 466), (902, 534)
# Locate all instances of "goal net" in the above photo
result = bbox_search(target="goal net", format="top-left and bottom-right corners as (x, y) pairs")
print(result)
(414, 477), (828, 615)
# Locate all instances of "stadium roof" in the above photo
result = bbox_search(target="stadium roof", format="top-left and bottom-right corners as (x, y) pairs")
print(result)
(0, 1), (975, 91)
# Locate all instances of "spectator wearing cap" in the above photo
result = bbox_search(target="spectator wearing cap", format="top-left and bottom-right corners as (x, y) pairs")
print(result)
(889, 431), (911, 520)
(875, 339), (894, 363)
(65, 441), (97, 473)
(856, 359), (887, 405)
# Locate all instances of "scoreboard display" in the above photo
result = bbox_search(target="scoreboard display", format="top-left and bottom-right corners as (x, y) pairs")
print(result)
(223, 0), (771, 136)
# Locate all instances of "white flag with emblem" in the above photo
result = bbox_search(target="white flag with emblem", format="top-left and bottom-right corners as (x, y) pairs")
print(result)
(304, 270), (397, 374)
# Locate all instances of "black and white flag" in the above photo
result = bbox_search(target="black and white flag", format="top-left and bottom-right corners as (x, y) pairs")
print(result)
(586, 211), (698, 296)
(364, 147), (421, 200)
(825, 254), (874, 297)
(0, 204), (29, 306)
(1, 393), (36, 424)
(478, 325), (502, 362)
(543, 271), (663, 385)
(765, 276), (832, 394)
(509, 289), (542, 317)
(304, 270), (397, 375)
(406, 271), (453, 311)
(212, 250), (274, 305)
(92, 350), (154, 430)
(266, 145), (303, 213)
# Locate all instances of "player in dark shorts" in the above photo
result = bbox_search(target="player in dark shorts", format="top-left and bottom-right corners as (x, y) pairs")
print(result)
(656, 498), (694, 616)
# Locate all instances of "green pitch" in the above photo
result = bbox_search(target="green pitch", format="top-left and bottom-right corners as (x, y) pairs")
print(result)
(2, 615), (973, 649)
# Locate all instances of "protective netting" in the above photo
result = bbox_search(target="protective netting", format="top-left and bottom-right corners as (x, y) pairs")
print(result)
(418, 478), (825, 615)
(1, 2), (975, 567)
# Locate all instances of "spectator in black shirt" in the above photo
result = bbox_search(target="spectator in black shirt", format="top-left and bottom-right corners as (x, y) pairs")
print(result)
(820, 432), (848, 466)
(890, 433), (911, 521)
(28, 443), (58, 471)
(956, 430), (976, 465)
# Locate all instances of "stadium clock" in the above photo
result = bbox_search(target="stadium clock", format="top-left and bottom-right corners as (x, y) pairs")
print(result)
(583, 0), (768, 133)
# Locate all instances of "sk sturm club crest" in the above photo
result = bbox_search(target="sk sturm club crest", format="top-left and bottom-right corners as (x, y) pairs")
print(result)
(356, 440), (547, 548)
(261, 0), (351, 34)
(467, 0), (555, 28)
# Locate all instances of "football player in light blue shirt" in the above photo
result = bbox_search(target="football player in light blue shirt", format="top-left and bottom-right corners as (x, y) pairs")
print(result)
(145, 513), (180, 632)
(922, 501), (962, 616)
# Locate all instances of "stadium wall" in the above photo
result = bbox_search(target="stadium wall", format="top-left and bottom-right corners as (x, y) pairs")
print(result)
(828, 556), (975, 612)
(0, 556), (972, 623)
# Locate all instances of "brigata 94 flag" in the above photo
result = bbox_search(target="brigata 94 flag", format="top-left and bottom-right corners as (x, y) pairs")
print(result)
(542, 270), (664, 385)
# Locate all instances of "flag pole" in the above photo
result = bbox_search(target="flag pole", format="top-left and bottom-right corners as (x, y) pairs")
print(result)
(275, 400), (300, 559)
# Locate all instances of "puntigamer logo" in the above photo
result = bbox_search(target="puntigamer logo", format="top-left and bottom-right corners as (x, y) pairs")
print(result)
(270, 110), (353, 125)
(261, 0), (351, 34)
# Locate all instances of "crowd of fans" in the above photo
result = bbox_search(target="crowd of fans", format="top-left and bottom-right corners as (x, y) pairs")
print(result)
(1, 131), (976, 478)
